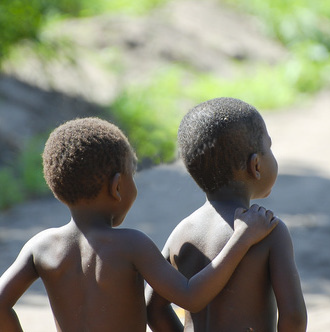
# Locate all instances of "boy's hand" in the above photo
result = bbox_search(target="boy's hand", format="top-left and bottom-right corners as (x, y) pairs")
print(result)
(234, 204), (279, 246)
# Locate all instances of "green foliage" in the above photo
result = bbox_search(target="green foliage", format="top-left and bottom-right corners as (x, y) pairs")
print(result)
(109, 0), (330, 164)
(221, 0), (330, 97)
(0, 168), (24, 210)
(185, 65), (294, 110)
(0, 134), (49, 210)
(0, 0), (43, 59)
(222, 0), (330, 38)
(111, 67), (185, 164)
(17, 135), (49, 195)
(222, 0), (330, 63)
(98, 0), (167, 15)
(110, 60), (306, 164)
(0, 0), (168, 64)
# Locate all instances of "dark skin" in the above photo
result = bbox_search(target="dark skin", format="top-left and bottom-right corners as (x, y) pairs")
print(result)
(146, 123), (307, 332)
(0, 154), (278, 332)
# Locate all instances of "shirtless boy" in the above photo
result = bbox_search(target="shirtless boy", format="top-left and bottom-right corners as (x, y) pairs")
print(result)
(146, 98), (307, 332)
(0, 117), (278, 332)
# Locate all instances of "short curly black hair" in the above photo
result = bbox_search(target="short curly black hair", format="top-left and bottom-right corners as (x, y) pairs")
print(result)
(43, 117), (136, 205)
(178, 97), (265, 193)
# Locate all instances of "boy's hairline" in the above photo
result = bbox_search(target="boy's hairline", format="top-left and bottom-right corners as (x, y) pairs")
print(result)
(43, 117), (135, 205)
(178, 98), (265, 193)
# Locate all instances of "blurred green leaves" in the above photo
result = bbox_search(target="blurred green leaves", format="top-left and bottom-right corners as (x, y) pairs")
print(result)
(0, 135), (49, 210)
(0, 1), (42, 59)
(111, 67), (185, 165)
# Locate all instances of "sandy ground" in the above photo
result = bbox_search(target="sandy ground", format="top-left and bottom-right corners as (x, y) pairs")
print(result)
(0, 90), (330, 331)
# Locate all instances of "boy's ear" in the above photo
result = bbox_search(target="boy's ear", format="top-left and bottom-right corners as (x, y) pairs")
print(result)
(109, 173), (122, 201)
(248, 153), (261, 180)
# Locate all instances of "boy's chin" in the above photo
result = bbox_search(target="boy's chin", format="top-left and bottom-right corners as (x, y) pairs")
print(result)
(262, 189), (272, 199)
(253, 189), (272, 200)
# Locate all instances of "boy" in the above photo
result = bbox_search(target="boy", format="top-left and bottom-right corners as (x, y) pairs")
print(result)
(146, 98), (307, 332)
(0, 117), (278, 332)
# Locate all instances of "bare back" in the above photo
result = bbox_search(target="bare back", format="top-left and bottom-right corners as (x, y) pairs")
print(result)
(165, 201), (299, 332)
(30, 223), (147, 332)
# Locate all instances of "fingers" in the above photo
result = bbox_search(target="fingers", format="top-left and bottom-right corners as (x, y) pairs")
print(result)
(260, 206), (280, 230)
(235, 205), (279, 227)
(249, 205), (274, 217)
(269, 216), (280, 229)
(249, 204), (260, 212)
(235, 207), (247, 215)
(266, 209), (274, 219)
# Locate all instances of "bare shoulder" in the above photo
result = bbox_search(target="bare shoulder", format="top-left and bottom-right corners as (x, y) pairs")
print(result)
(22, 226), (73, 267)
(266, 218), (293, 248)
(114, 227), (151, 243)
(166, 205), (209, 244)
(28, 225), (71, 251)
(0, 227), (68, 286)
(20, 226), (66, 255)
(162, 204), (219, 266)
(111, 228), (156, 253)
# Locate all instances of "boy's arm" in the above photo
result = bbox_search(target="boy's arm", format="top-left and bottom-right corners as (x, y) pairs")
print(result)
(137, 205), (278, 313)
(269, 221), (307, 332)
(146, 280), (183, 332)
(0, 241), (39, 332)
(145, 252), (183, 332)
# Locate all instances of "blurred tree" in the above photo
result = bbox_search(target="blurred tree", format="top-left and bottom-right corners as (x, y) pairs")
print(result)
(0, 1), (42, 61)
(0, 0), (89, 65)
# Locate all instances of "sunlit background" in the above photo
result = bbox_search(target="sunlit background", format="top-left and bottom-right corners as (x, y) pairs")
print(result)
(0, 1), (329, 331)
(0, 0), (329, 209)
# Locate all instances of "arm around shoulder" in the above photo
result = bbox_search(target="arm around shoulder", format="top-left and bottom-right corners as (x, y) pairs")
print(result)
(133, 222), (267, 312)
(268, 220), (307, 331)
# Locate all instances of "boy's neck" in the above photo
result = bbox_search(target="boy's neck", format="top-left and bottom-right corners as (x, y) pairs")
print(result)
(68, 203), (114, 232)
(205, 187), (251, 227)
(205, 184), (251, 210)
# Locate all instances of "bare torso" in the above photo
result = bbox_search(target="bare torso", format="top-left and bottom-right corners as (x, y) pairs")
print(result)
(32, 223), (147, 332)
(168, 201), (277, 332)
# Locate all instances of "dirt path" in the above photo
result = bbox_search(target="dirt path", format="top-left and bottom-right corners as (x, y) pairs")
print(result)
(0, 90), (330, 331)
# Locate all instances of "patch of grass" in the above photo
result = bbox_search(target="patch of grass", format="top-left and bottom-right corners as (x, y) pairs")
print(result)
(222, 0), (330, 48)
(110, 67), (186, 164)
(185, 65), (294, 111)
(110, 58), (322, 164)
(0, 168), (24, 210)
(92, 0), (167, 15)
(105, 1), (330, 166)
(0, 0), (167, 66)
(221, 0), (330, 89)
(17, 135), (49, 195)
(0, 134), (50, 210)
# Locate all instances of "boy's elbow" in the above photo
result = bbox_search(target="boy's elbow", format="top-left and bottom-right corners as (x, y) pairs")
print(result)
(189, 306), (202, 314)
(293, 305), (308, 329)
(182, 291), (211, 313)
(291, 313), (307, 331)
(279, 309), (307, 331)
(185, 301), (206, 313)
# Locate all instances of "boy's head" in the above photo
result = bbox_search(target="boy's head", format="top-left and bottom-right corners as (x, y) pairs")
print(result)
(178, 97), (266, 193)
(43, 117), (136, 205)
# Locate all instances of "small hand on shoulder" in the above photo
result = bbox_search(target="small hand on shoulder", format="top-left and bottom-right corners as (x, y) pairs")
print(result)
(234, 204), (279, 246)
